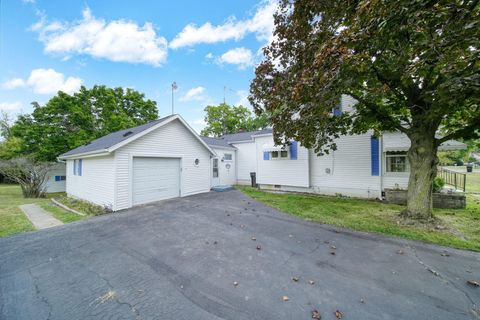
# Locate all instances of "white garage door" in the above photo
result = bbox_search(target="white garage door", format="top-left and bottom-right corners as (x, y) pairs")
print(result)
(132, 157), (181, 206)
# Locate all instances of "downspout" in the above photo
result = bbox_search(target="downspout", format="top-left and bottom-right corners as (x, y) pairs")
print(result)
(379, 133), (384, 200)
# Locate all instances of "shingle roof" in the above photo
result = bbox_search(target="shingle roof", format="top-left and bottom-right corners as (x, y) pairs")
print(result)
(200, 136), (236, 149)
(201, 128), (273, 148)
(60, 115), (176, 157)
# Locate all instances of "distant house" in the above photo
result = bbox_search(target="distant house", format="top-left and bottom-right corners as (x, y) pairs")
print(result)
(43, 162), (66, 193)
(58, 97), (466, 210)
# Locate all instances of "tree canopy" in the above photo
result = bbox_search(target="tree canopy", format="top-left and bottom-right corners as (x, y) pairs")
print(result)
(250, 0), (479, 219)
(6, 85), (158, 161)
(200, 103), (269, 137)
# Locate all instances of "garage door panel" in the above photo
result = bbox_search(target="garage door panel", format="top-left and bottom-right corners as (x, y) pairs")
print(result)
(133, 157), (180, 206)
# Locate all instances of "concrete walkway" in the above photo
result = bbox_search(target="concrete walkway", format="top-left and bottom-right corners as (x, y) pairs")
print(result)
(19, 204), (63, 230)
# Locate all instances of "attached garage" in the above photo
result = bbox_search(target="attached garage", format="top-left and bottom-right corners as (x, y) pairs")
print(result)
(59, 115), (216, 211)
(132, 157), (181, 206)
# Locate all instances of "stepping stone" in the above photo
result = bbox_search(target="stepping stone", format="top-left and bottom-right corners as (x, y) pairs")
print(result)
(19, 204), (64, 230)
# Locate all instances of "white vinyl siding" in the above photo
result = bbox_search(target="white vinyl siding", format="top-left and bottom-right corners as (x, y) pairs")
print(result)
(66, 156), (115, 209)
(309, 133), (381, 198)
(115, 119), (211, 210)
(43, 163), (66, 193)
(233, 142), (257, 185)
(211, 147), (236, 186)
(132, 157), (180, 205)
(256, 136), (309, 188)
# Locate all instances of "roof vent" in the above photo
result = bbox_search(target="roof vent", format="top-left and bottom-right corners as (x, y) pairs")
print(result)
(123, 131), (133, 137)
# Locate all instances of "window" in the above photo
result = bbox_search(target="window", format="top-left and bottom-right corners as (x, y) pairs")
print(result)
(73, 159), (83, 176)
(271, 150), (288, 159)
(55, 175), (66, 181)
(224, 153), (232, 161)
(386, 152), (409, 172)
(212, 158), (219, 178)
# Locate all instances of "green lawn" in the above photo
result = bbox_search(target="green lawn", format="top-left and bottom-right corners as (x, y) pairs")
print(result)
(0, 184), (87, 237)
(238, 186), (480, 252)
(441, 166), (480, 193)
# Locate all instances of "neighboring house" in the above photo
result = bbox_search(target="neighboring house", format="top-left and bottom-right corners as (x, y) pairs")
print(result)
(59, 98), (466, 211)
(59, 115), (216, 211)
(43, 162), (66, 193)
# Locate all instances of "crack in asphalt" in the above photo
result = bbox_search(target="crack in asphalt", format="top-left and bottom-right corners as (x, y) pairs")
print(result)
(28, 268), (52, 320)
(408, 246), (479, 320)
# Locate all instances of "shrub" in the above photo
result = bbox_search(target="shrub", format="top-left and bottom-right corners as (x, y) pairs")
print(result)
(432, 177), (445, 193)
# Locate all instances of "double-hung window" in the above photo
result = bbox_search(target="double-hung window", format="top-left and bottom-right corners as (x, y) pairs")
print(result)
(73, 159), (83, 176)
(385, 152), (409, 173)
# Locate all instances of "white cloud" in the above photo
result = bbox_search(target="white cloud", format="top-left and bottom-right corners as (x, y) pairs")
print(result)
(0, 102), (23, 111)
(205, 52), (214, 59)
(235, 90), (252, 108)
(170, 0), (277, 49)
(32, 7), (168, 66)
(218, 48), (254, 69)
(2, 68), (83, 95)
(1, 78), (26, 90)
(180, 86), (207, 102)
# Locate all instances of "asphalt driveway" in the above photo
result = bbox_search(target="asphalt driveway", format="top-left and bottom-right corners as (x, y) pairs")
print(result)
(1, 190), (479, 320)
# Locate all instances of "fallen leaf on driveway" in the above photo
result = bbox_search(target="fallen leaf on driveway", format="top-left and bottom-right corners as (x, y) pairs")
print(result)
(251, 236), (256, 241)
(233, 281), (239, 286)
(360, 298), (365, 303)
(256, 245), (262, 250)
(282, 296), (289, 301)
(292, 277), (299, 282)
(311, 309), (321, 319)
(330, 245), (336, 250)
(440, 252), (450, 257)
(309, 280), (315, 285)
(334, 310), (344, 319)
(330, 251), (336, 255)
(467, 280), (479, 287)
(396, 250), (404, 255)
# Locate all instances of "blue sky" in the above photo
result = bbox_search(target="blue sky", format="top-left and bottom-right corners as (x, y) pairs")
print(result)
(0, 0), (277, 132)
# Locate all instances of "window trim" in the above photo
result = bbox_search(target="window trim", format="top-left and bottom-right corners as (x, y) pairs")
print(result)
(385, 152), (409, 173)
(270, 150), (289, 160)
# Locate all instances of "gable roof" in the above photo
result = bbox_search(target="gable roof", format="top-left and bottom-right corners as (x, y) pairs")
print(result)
(59, 114), (215, 159)
(201, 128), (273, 149)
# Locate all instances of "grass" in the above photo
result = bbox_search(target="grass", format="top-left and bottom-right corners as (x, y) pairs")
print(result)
(441, 166), (480, 193)
(237, 186), (480, 252)
(0, 184), (88, 237)
(54, 195), (106, 216)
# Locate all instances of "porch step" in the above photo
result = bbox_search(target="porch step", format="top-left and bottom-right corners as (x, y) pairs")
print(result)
(211, 185), (234, 192)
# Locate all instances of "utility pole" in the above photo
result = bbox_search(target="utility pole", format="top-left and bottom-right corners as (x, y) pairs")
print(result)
(171, 81), (178, 114)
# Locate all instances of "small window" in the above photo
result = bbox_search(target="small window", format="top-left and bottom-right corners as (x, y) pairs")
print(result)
(55, 175), (66, 181)
(224, 153), (232, 161)
(386, 152), (409, 172)
(73, 159), (83, 176)
(271, 151), (279, 158)
(280, 150), (288, 158)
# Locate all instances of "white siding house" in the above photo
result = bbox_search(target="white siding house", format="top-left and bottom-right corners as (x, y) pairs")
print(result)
(43, 162), (67, 193)
(59, 115), (215, 211)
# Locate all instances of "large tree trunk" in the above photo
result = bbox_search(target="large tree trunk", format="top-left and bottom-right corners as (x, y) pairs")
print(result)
(403, 131), (438, 220)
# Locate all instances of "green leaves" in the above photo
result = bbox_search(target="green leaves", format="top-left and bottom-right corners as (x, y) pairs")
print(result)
(7, 85), (158, 161)
(200, 103), (269, 137)
(250, 0), (480, 152)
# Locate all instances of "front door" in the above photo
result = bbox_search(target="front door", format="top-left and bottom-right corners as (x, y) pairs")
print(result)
(211, 157), (220, 187)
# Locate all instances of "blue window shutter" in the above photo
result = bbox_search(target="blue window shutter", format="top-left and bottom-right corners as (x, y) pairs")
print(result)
(371, 136), (379, 176)
(290, 141), (298, 160)
(78, 159), (82, 176)
(73, 160), (77, 175)
(263, 151), (270, 160)
(55, 176), (61, 181)
(333, 104), (342, 116)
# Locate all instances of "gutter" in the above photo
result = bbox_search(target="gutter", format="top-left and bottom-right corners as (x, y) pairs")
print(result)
(58, 149), (110, 160)
(379, 133), (384, 200)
